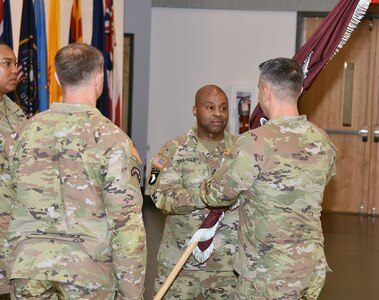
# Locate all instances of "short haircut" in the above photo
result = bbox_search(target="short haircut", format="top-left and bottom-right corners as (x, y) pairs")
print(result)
(54, 43), (104, 87)
(195, 84), (228, 106)
(259, 57), (304, 99)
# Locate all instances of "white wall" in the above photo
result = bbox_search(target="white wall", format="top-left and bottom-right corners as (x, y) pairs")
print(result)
(124, 0), (152, 175)
(147, 7), (297, 164)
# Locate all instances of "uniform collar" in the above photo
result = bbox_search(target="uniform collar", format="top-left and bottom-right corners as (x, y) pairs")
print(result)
(1, 94), (21, 115)
(50, 102), (102, 116)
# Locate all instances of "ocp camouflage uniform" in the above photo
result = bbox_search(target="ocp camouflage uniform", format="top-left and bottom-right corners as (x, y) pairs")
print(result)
(0, 95), (26, 152)
(148, 127), (239, 299)
(0, 95), (26, 295)
(201, 116), (337, 299)
(2, 103), (146, 299)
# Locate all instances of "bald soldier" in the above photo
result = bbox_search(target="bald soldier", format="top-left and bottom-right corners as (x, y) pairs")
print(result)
(0, 43), (26, 298)
(148, 84), (239, 299)
(201, 58), (337, 299)
(1, 43), (146, 299)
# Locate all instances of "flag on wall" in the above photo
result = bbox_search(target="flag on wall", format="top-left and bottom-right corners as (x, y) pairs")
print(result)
(69, 0), (82, 43)
(92, 0), (110, 118)
(47, 0), (62, 104)
(105, 0), (121, 126)
(0, 0), (13, 48)
(34, 0), (49, 112)
(15, 0), (38, 118)
(249, 0), (371, 130)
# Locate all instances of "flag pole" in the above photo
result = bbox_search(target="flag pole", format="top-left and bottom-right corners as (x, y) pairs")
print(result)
(154, 209), (225, 299)
(153, 241), (198, 300)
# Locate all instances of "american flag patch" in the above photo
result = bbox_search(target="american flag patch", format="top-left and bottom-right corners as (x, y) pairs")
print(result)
(152, 155), (166, 169)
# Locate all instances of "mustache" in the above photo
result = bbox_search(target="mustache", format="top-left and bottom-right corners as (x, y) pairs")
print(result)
(211, 115), (225, 121)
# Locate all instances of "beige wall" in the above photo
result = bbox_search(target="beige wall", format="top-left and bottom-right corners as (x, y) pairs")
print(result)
(147, 8), (297, 169)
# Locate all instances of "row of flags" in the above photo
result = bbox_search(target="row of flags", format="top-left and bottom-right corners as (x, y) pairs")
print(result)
(0, 0), (121, 127)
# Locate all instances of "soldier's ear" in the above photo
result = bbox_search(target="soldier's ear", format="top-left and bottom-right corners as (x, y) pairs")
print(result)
(193, 106), (197, 117)
(54, 72), (62, 87)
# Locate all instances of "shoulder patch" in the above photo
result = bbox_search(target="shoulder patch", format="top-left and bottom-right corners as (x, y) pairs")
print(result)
(131, 144), (142, 164)
(131, 166), (141, 183)
(149, 169), (160, 185)
(152, 155), (166, 170)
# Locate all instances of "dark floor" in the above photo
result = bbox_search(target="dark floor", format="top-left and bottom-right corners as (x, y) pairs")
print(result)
(318, 213), (379, 300)
(142, 197), (379, 300)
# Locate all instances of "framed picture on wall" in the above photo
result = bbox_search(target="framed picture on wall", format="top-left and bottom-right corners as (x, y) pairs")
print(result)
(229, 86), (257, 134)
(122, 33), (134, 136)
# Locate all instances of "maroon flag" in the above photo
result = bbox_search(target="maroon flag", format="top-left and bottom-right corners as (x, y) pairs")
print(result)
(190, 209), (224, 263)
(249, 0), (370, 130)
(195, 0), (371, 264)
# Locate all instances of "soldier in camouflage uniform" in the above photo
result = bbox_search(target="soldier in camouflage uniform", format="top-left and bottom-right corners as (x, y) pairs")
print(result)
(200, 58), (337, 299)
(1, 43), (146, 299)
(148, 85), (239, 299)
(0, 43), (26, 299)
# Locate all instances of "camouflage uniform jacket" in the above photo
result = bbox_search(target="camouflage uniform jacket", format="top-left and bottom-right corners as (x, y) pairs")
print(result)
(0, 95), (26, 152)
(201, 116), (337, 279)
(148, 127), (239, 271)
(3, 103), (147, 299)
(0, 95), (25, 294)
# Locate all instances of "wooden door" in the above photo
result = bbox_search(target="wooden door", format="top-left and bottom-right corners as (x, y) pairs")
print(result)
(298, 18), (379, 215)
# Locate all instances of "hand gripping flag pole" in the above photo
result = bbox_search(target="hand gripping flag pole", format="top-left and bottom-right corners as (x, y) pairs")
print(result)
(153, 209), (224, 300)
(249, 0), (370, 130)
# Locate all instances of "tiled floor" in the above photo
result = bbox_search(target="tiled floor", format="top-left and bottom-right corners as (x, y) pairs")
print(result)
(143, 197), (379, 300)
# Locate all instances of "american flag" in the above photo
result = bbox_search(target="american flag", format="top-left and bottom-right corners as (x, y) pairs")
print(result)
(152, 155), (166, 169)
(105, 0), (121, 127)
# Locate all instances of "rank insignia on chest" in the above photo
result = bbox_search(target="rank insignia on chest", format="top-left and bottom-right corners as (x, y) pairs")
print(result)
(223, 148), (231, 156)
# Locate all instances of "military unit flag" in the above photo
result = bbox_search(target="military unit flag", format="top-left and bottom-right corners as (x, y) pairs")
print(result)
(34, 0), (49, 112)
(196, 0), (372, 269)
(47, 0), (62, 104)
(249, 0), (371, 130)
(15, 0), (38, 118)
(92, 0), (110, 119)
(69, 0), (82, 43)
(0, 0), (13, 48)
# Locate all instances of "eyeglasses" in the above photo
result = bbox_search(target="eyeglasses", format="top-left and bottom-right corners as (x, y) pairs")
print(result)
(0, 58), (17, 69)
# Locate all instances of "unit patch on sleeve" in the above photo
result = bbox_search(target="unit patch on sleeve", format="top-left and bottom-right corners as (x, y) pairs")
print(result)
(131, 143), (142, 164)
(149, 169), (160, 185)
(131, 166), (141, 183)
